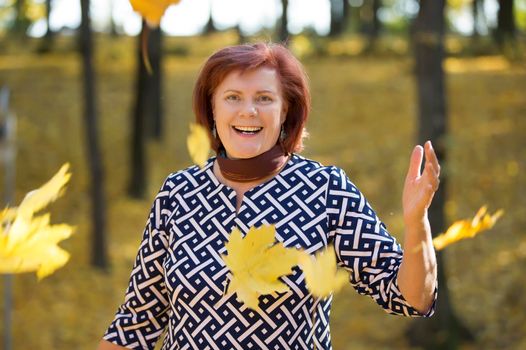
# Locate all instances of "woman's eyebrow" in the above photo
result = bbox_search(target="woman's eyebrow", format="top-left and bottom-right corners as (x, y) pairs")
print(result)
(222, 89), (241, 94)
(257, 89), (278, 95)
(221, 89), (277, 95)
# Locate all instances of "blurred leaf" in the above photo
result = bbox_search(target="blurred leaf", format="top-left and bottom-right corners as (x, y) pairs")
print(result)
(0, 163), (75, 280)
(433, 206), (504, 250)
(187, 122), (211, 168)
(223, 225), (300, 310)
(129, 0), (182, 27)
(299, 247), (348, 298)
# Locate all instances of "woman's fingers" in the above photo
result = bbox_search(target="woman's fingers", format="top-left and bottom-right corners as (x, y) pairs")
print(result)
(424, 160), (440, 192)
(406, 145), (424, 181)
(424, 141), (441, 175)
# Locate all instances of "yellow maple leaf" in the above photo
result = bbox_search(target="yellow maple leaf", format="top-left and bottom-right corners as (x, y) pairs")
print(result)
(433, 206), (504, 251)
(187, 123), (211, 168)
(298, 248), (348, 298)
(0, 163), (75, 279)
(223, 225), (300, 310)
(129, 0), (182, 27)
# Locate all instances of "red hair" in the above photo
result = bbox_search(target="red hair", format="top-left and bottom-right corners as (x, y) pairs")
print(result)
(193, 42), (311, 154)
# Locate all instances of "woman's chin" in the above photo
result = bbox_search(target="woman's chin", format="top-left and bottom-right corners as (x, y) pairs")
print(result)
(225, 147), (265, 160)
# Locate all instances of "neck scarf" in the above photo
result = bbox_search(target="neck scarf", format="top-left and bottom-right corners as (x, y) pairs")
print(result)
(216, 144), (289, 183)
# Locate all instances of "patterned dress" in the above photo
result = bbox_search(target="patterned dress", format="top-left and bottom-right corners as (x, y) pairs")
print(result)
(103, 153), (436, 350)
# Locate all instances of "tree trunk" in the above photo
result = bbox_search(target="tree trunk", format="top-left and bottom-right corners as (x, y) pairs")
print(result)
(329, 0), (345, 37)
(204, 0), (217, 35)
(343, 0), (351, 33)
(109, 0), (118, 37)
(128, 22), (150, 199)
(365, 0), (382, 52)
(13, 0), (30, 36)
(279, 0), (289, 44)
(146, 26), (163, 140)
(370, 0), (381, 41)
(407, 1), (474, 348)
(38, 0), (54, 53)
(496, 0), (515, 46)
(472, 0), (480, 38)
(79, 0), (108, 269)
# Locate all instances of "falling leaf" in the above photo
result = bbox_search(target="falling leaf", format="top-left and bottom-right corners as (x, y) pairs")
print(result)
(0, 163), (75, 280)
(187, 123), (211, 168)
(433, 206), (504, 251)
(129, 0), (182, 27)
(222, 225), (300, 310)
(15, 163), (71, 220)
(298, 248), (348, 298)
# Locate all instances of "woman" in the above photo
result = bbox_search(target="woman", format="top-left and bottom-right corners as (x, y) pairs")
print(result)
(98, 43), (439, 350)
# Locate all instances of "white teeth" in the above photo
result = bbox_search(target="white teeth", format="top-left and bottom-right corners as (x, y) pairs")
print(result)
(233, 126), (263, 132)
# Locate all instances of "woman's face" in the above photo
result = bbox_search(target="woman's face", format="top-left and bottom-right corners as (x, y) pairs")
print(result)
(212, 67), (287, 159)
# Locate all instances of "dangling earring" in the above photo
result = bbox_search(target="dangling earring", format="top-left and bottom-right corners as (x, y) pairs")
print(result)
(280, 125), (286, 141)
(212, 121), (217, 139)
(279, 125), (288, 155)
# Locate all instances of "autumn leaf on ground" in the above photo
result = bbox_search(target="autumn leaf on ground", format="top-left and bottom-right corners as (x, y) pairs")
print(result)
(298, 248), (348, 298)
(222, 225), (301, 310)
(187, 123), (211, 168)
(129, 0), (182, 27)
(433, 206), (504, 251)
(0, 163), (75, 279)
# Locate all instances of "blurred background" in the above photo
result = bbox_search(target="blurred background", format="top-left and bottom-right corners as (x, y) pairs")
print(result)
(0, 0), (525, 349)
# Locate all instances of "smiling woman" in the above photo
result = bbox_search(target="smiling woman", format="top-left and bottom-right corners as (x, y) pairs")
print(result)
(97, 42), (439, 350)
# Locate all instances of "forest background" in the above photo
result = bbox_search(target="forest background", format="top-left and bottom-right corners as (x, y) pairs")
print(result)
(0, 0), (525, 349)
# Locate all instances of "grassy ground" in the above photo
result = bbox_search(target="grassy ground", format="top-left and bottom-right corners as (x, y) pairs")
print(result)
(0, 33), (525, 349)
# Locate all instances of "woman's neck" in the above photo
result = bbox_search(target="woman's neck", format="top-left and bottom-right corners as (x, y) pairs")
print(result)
(213, 154), (290, 212)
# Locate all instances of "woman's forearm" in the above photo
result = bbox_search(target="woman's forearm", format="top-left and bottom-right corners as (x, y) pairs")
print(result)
(397, 215), (437, 314)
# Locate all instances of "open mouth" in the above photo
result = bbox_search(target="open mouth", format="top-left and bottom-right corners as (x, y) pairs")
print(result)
(232, 126), (263, 135)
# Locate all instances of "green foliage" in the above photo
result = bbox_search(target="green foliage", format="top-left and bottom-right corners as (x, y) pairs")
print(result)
(0, 34), (524, 349)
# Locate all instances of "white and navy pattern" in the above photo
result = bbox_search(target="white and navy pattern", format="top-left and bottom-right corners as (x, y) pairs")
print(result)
(103, 154), (436, 350)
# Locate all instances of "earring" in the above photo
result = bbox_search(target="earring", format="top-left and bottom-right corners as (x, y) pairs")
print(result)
(212, 121), (217, 139)
(280, 125), (286, 141)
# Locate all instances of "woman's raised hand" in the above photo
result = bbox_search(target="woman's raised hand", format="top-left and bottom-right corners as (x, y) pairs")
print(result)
(402, 141), (441, 225)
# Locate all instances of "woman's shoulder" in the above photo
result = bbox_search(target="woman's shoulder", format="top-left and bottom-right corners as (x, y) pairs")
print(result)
(159, 157), (217, 191)
(289, 153), (346, 179)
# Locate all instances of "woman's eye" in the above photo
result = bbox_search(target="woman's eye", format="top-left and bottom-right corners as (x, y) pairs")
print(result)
(226, 95), (240, 101)
(257, 95), (273, 103)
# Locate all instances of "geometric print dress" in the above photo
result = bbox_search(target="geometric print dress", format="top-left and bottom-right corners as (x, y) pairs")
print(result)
(102, 153), (437, 350)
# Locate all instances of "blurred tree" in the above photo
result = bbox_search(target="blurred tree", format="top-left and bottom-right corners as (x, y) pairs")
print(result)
(109, 0), (118, 37)
(343, 0), (351, 28)
(370, 0), (381, 40)
(203, 0), (217, 34)
(79, 0), (108, 268)
(128, 23), (163, 199)
(472, 0), (482, 38)
(360, 0), (381, 39)
(364, 0), (382, 51)
(37, 0), (54, 53)
(278, 0), (289, 44)
(235, 24), (247, 44)
(12, 0), (30, 36)
(329, 0), (346, 37)
(496, 0), (516, 46)
(407, 0), (475, 348)
(147, 27), (163, 140)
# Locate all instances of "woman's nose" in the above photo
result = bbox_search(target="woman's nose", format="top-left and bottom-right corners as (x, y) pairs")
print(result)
(240, 103), (258, 117)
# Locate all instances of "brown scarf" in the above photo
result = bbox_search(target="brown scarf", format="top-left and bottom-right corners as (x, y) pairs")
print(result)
(216, 144), (289, 183)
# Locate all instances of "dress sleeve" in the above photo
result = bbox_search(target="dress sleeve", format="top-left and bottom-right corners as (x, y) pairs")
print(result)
(102, 178), (172, 349)
(326, 167), (436, 317)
